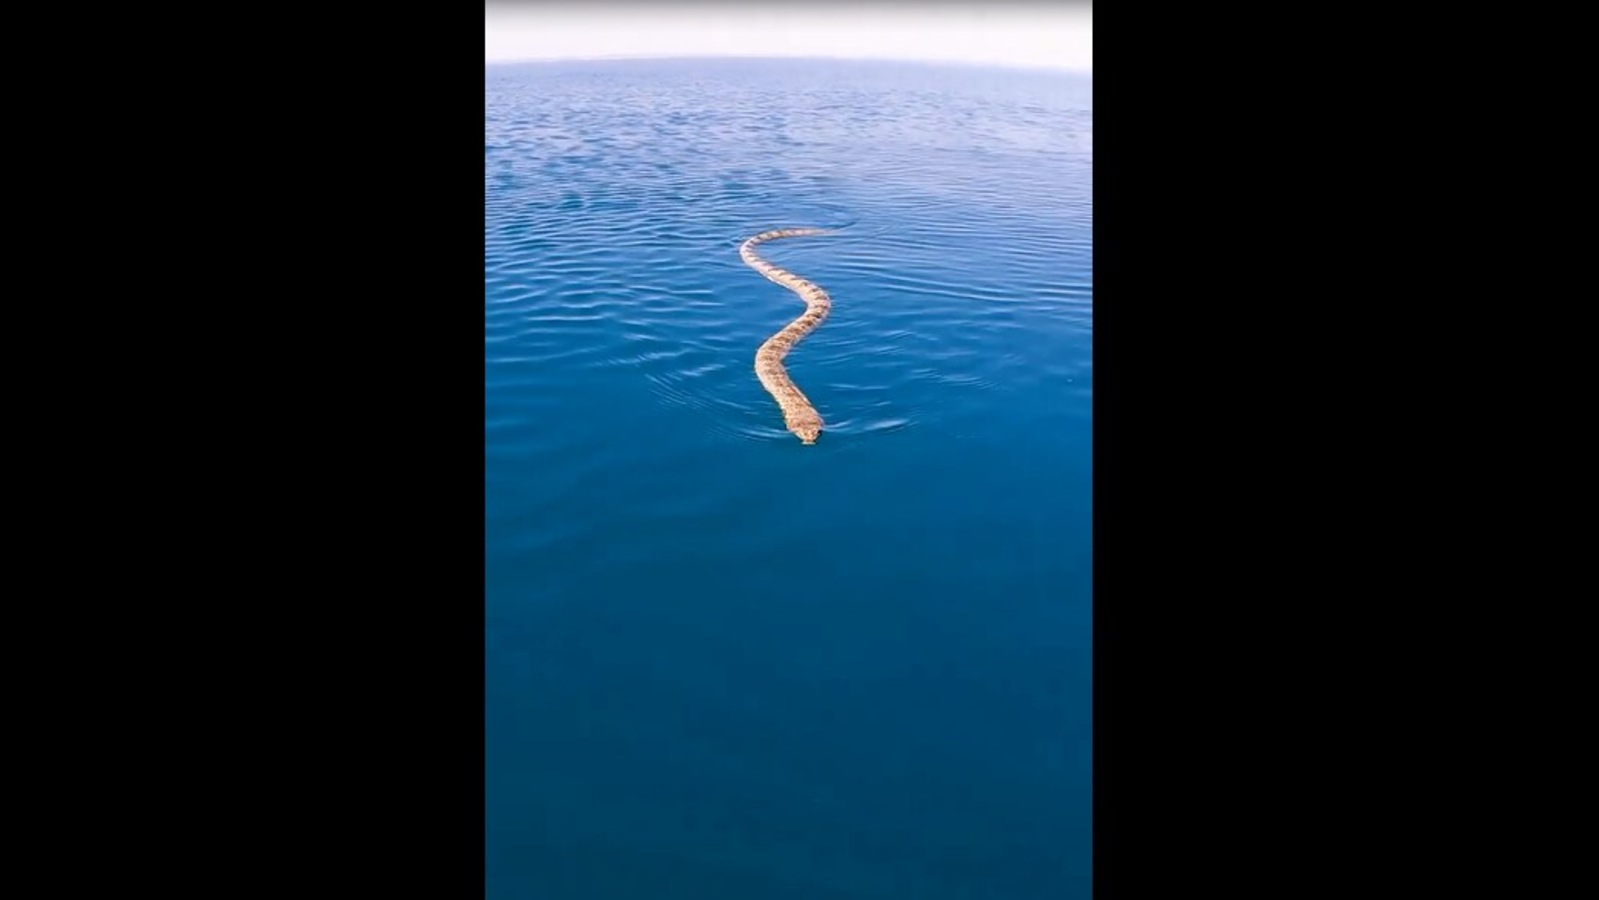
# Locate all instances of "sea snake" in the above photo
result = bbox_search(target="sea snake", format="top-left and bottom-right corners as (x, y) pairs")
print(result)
(739, 228), (835, 445)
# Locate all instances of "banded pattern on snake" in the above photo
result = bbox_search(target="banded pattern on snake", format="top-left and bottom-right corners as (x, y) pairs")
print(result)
(739, 228), (835, 445)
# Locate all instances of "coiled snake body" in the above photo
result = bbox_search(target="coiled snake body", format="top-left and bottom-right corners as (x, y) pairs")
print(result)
(739, 228), (835, 445)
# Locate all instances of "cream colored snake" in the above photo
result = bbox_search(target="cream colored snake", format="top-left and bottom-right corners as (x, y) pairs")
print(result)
(739, 228), (835, 445)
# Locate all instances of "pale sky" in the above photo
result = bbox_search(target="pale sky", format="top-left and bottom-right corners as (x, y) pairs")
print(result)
(484, 4), (1092, 73)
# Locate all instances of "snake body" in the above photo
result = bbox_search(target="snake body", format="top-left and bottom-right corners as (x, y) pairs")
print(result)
(739, 228), (835, 445)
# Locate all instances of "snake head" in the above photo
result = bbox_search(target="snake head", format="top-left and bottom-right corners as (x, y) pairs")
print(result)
(787, 411), (823, 445)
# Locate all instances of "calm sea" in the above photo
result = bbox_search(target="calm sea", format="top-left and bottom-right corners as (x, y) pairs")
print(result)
(486, 58), (1091, 899)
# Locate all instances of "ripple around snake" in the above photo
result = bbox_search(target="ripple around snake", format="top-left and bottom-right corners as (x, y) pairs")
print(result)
(488, 58), (1091, 900)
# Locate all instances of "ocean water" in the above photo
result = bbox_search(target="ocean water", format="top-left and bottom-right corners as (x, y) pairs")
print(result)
(486, 59), (1091, 899)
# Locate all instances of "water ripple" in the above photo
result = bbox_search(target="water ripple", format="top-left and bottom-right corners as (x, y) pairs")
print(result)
(484, 60), (1092, 490)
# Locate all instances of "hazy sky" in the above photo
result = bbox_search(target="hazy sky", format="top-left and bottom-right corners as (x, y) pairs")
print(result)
(484, 4), (1093, 73)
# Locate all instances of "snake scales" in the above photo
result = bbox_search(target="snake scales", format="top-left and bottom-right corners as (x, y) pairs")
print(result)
(739, 228), (836, 445)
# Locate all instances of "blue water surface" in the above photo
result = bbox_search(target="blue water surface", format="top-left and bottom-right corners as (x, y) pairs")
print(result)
(486, 58), (1092, 899)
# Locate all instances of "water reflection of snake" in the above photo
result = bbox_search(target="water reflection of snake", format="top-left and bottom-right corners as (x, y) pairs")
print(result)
(739, 228), (835, 445)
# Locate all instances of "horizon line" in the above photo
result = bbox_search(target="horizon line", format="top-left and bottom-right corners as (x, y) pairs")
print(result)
(484, 54), (1092, 75)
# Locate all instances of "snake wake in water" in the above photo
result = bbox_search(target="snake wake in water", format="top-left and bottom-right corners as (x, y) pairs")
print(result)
(739, 228), (836, 445)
